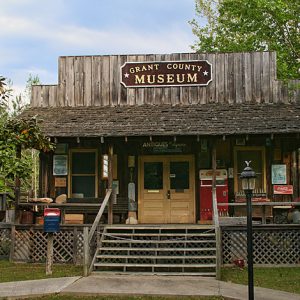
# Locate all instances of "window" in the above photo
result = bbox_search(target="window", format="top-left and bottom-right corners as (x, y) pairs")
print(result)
(70, 150), (98, 198)
(234, 147), (266, 193)
(170, 161), (189, 190)
(144, 162), (163, 190)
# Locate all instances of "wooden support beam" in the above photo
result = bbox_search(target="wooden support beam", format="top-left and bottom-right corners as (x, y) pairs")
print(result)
(83, 226), (89, 276)
(14, 146), (21, 224)
(292, 150), (298, 200)
(211, 139), (221, 280)
(108, 145), (114, 225)
(46, 233), (54, 275)
(211, 140), (219, 227)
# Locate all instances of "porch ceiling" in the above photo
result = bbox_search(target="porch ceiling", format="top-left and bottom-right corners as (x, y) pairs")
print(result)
(20, 103), (300, 137)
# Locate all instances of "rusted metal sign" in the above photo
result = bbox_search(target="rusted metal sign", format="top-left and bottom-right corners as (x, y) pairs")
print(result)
(120, 60), (212, 88)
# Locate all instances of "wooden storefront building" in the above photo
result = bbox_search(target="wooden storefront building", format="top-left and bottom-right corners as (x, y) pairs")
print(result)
(20, 51), (300, 226)
(9, 51), (300, 275)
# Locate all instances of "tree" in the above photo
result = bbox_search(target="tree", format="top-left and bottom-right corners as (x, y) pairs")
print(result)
(0, 76), (54, 203)
(190, 0), (300, 79)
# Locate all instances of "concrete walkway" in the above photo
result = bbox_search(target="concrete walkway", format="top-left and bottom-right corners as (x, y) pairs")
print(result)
(0, 274), (299, 300)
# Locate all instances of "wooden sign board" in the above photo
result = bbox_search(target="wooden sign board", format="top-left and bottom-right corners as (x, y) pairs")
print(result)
(55, 177), (67, 187)
(273, 185), (293, 195)
(120, 60), (212, 88)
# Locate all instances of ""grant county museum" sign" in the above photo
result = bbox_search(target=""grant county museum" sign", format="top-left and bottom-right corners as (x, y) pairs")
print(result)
(120, 60), (212, 88)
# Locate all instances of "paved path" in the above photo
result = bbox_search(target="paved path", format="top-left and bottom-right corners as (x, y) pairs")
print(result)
(0, 277), (80, 299)
(0, 274), (299, 300)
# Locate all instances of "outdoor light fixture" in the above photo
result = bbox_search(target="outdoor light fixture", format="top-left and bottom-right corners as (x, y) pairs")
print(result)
(240, 161), (256, 300)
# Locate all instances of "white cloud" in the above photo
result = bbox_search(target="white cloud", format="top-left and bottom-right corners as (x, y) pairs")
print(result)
(0, 14), (193, 54)
(0, 1), (196, 92)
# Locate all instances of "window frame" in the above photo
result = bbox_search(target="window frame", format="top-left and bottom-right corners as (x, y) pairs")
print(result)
(68, 149), (98, 198)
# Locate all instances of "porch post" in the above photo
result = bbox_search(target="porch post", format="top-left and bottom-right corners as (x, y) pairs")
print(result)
(292, 150), (298, 200)
(14, 145), (21, 223)
(108, 145), (114, 225)
(211, 140), (218, 226)
(212, 139), (221, 280)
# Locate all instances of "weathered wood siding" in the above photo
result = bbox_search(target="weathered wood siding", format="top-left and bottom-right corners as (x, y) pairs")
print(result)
(31, 52), (300, 107)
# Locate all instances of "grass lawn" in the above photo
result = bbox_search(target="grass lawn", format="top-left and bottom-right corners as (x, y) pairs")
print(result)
(222, 266), (300, 294)
(0, 260), (82, 282)
(1, 260), (300, 297)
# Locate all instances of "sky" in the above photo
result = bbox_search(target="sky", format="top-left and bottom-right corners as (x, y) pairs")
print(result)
(0, 0), (201, 99)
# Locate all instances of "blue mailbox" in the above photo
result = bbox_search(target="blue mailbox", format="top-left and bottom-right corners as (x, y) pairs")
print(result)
(44, 208), (60, 233)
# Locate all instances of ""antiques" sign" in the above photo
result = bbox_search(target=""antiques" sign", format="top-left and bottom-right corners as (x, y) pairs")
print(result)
(120, 60), (212, 88)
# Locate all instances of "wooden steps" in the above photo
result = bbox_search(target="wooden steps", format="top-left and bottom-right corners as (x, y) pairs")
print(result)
(92, 225), (217, 276)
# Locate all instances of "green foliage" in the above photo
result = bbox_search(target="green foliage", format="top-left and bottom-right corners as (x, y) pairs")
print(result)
(0, 76), (12, 104)
(0, 76), (54, 198)
(3, 117), (54, 152)
(190, 0), (300, 79)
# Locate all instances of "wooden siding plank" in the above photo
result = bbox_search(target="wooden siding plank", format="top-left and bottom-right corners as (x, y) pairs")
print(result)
(234, 53), (244, 103)
(101, 56), (110, 106)
(110, 55), (119, 106)
(225, 53), (234, 104)
(58, 57), (66, 107)
(244, 52), (252, 102)
(252, 52), (262, 103)
(269, 52), (276, 103)
(65, 57), (75, 106)
(216, 53), (225, 103)
(262, 52), (271, 103)
(74, 57), (84, 106)
(92, 56), (101, 106)
(49, 86), (57, 107)
(41, 86), (49, 107)
(31, 86), (40, 107)
(83, 56), (92, 106)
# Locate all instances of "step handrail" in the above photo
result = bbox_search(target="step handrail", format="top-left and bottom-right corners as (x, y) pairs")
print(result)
(88, 189), (112, 244)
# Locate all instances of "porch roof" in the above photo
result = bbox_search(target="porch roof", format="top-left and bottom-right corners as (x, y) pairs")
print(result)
(20, 103), (300, 137)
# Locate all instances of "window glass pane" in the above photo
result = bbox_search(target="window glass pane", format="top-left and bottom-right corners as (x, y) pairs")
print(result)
(72, 152), (96, 174)
(170, 161), (189, 189)
(72, 176), (95, 197)
(144, 162), (163, 189)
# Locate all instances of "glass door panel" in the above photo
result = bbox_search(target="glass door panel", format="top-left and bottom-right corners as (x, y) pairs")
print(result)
(170, 161), (189, 190)
(144, 162), (163, 190)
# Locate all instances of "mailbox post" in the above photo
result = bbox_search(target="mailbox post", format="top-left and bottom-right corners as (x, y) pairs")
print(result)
(44, 208), (60, 275)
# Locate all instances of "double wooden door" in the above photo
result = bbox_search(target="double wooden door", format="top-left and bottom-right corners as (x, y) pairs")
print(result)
(138, 155), (195, 224)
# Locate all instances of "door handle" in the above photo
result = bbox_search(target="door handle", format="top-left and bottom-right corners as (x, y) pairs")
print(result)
(167, 190), (171, 199)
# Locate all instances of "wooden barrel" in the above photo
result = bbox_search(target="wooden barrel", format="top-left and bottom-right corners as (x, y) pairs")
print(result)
(20, 211), (34, 224)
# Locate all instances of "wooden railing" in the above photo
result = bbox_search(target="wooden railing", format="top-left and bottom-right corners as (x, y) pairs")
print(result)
(83, 189), (112, 276)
